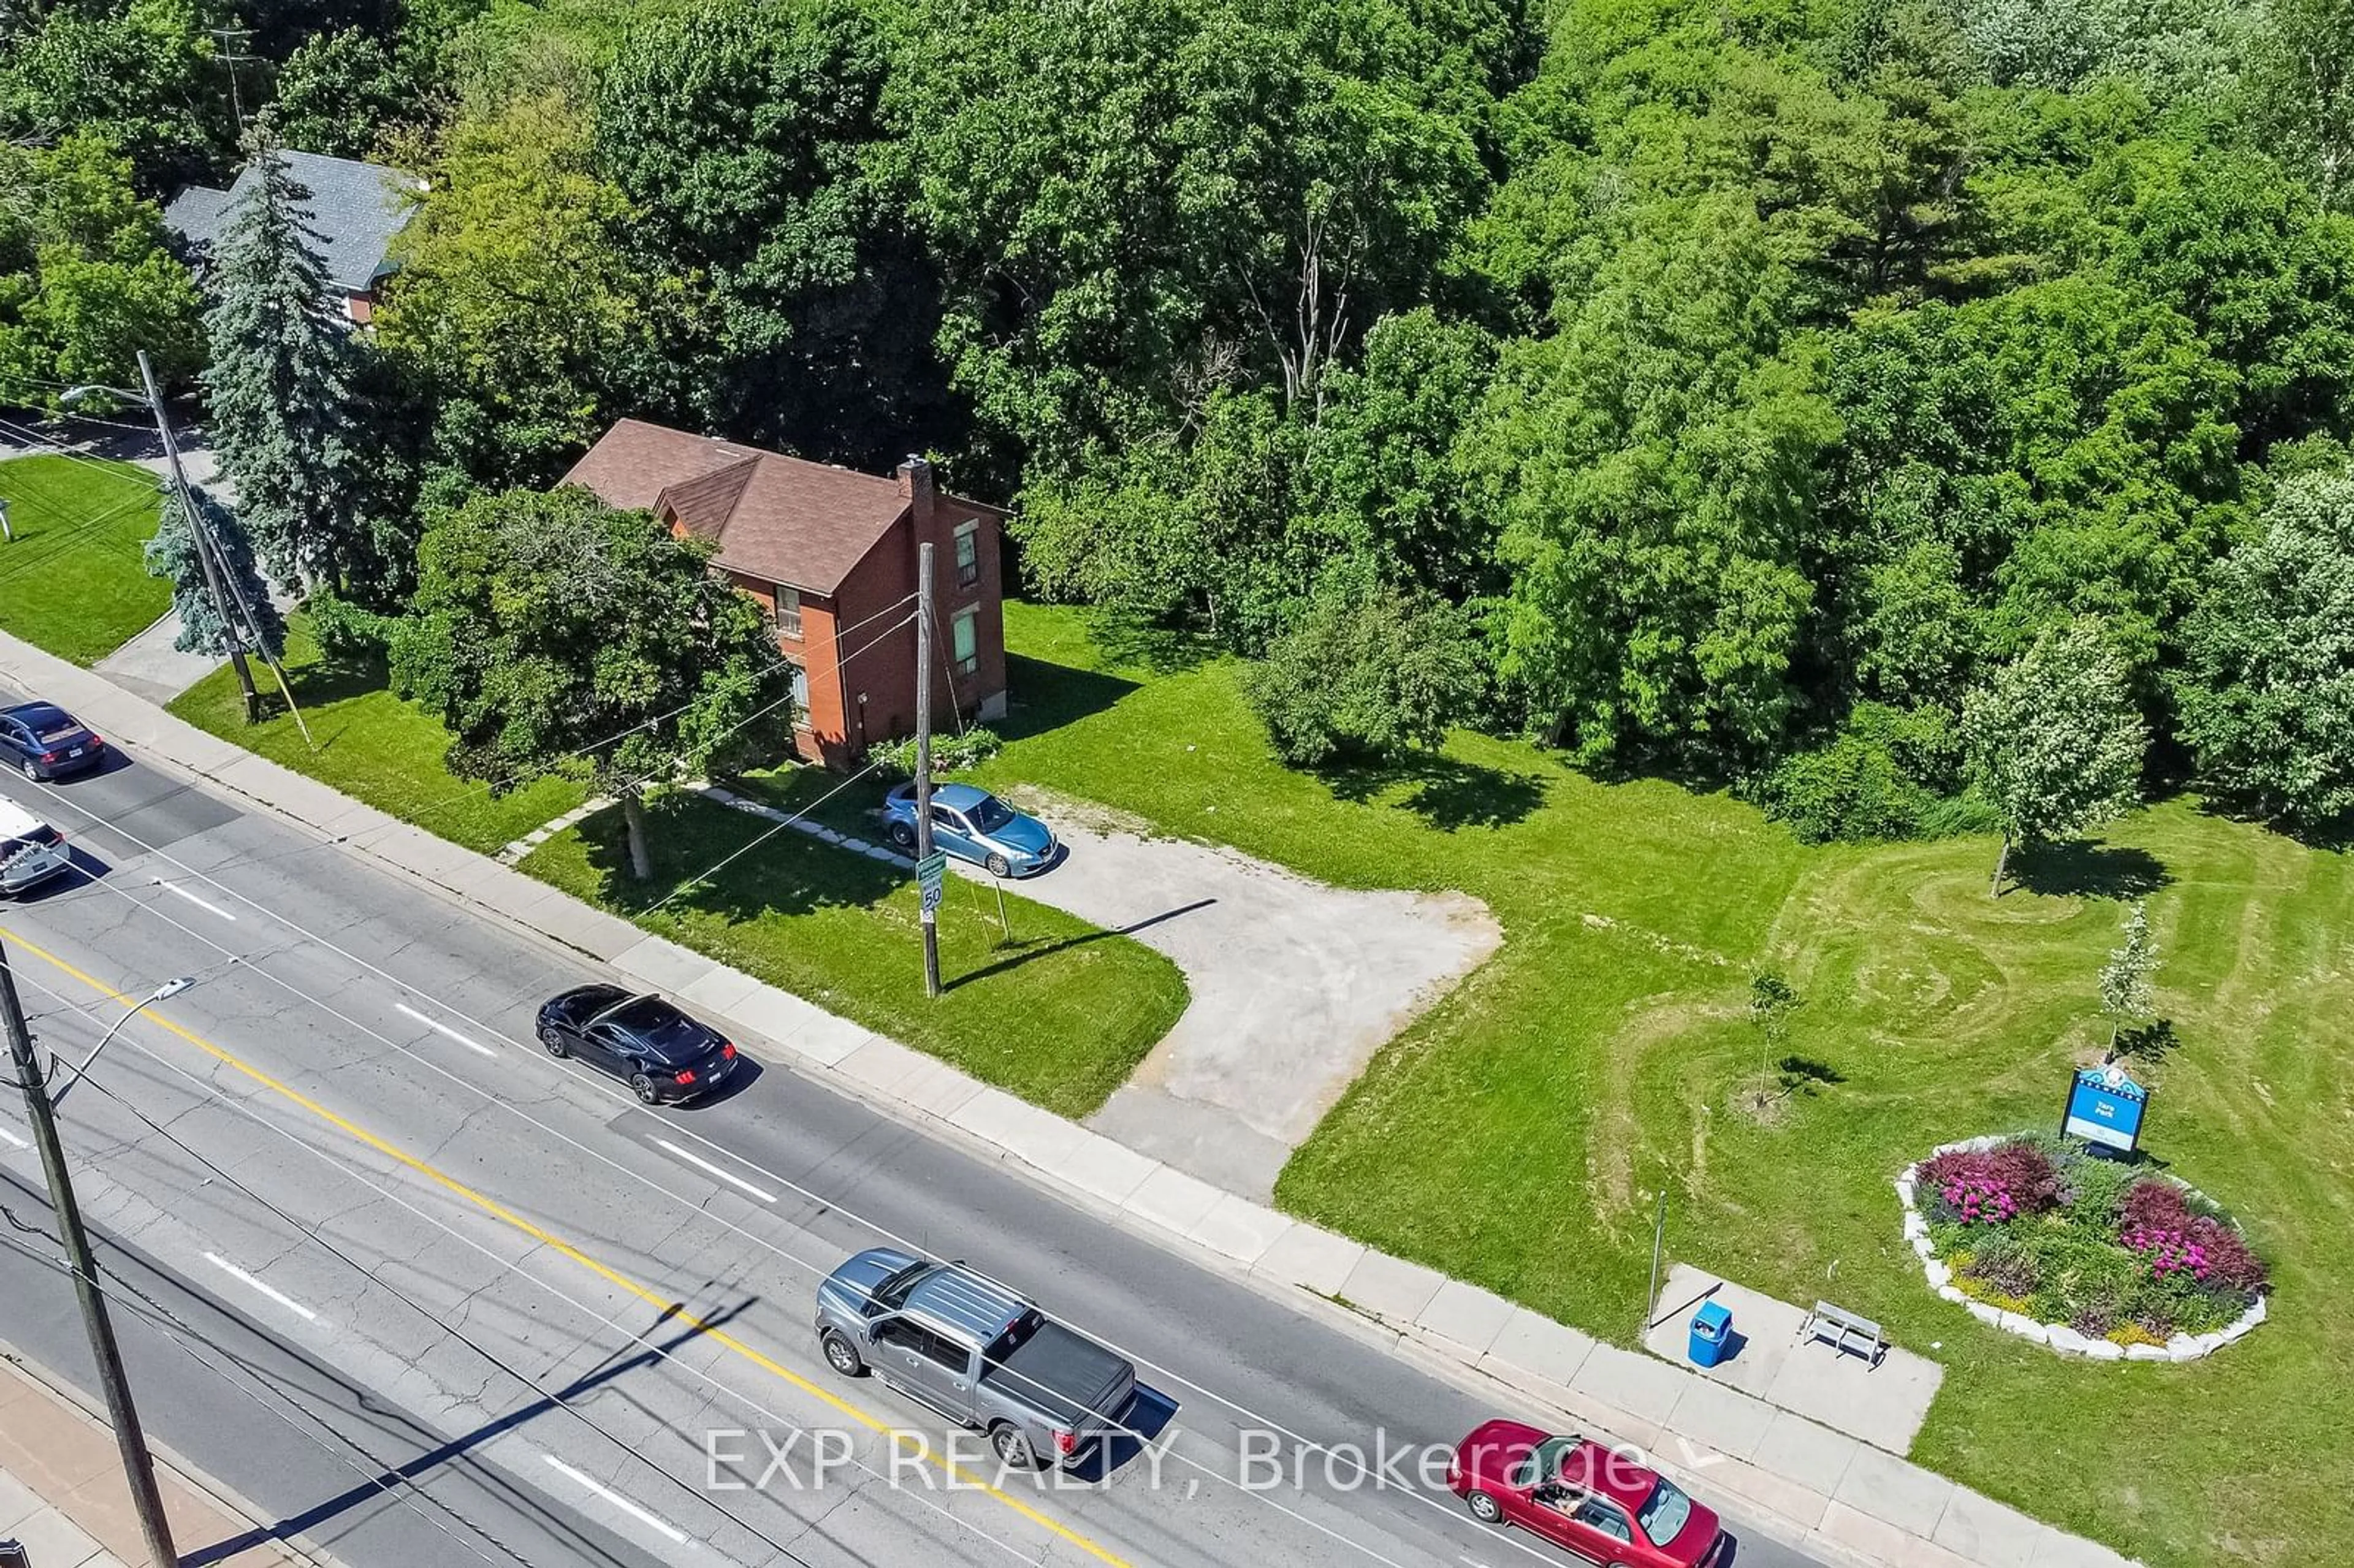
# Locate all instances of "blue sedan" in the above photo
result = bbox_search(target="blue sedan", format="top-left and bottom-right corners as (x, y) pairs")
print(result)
(881, 782), (1057, 877)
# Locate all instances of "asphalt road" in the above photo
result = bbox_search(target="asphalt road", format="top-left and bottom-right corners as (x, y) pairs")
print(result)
(0, 726), (1834, 1568)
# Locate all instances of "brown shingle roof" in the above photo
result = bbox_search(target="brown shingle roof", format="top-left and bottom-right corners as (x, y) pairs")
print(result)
(560, 419), (913, 594)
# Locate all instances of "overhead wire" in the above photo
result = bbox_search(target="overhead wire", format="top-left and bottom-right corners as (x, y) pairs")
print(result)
(4, 772), (1560, 1568)
(0, 959), (1052, 1568)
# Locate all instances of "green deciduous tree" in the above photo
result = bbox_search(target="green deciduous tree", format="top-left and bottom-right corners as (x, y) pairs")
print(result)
(0, 0), (229, 191)
(1243, 573), (1482, 766)
(596, 0), (947, 468)
(0, 134), (202, 399)
(2175, 468), (2354, 830)
(1961, 618), (2148, 895)
(392, 487), (784, 880)
(272, 29), (414, 158)
(1475, 196), (1838, 771)
(200, 127), (370, 594)
(375, 91), (647, 495)
(142, 482), (287, 661)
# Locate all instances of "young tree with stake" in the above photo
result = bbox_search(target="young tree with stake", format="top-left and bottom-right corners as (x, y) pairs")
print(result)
(2098, 902), (2159, 1062)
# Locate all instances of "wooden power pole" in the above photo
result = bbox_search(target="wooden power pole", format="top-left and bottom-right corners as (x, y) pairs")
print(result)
(0, 939), (178, 1567)
(913, 541), (941, 999)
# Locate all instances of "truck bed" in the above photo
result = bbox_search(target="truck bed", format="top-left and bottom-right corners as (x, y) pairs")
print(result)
(980, 1320), (1135, 1426)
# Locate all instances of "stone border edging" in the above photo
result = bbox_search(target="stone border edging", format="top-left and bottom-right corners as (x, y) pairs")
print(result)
(1895, 1135), (2266, 1363)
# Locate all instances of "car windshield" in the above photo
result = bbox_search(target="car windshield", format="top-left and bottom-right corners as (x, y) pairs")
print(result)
(607, 997), (709, 1063)
(1637, 1479), (1693, 1545)
(968, 795), (1015, 832)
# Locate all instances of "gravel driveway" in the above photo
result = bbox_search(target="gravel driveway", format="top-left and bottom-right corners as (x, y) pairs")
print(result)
(972, 796), (1501, 1198)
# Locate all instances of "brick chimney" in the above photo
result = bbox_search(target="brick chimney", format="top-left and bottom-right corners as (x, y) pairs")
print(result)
(896, 455), (934, 528)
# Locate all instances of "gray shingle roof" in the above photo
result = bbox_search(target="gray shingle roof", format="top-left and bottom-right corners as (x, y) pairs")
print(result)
(164, 151), (421, 295)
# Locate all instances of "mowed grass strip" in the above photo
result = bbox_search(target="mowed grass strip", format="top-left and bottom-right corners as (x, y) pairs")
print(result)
(170, 614), (590, 856)
(520, 790), (1187, 1118)
(0, 453), (170, 664)
(975, 600), (2354, 1568)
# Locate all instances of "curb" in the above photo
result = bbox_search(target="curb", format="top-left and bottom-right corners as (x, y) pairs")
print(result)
(0, 629), (2143, 1568)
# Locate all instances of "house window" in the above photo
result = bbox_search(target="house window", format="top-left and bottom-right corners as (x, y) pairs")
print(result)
(951, 606), (979, 677)
(788, 661), (809, 717)
(771, 584), (803, 638)
(954, 520), (981, 588)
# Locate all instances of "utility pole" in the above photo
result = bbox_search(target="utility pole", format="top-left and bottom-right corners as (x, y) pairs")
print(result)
(136, 353), (313, 745)
(0, 939), (180, 1567)
(913, 541), (941, 1000)
(137, 351), (257, 724)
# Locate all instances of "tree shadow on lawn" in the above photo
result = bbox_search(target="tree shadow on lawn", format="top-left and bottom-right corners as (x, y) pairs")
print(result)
(992, 653), (1140, 743)
(2190, 790), (2354, 853)
(1318, 750), (1548, 831)
(2009, 839), (2172, 899)
(572, 792), (893, 926)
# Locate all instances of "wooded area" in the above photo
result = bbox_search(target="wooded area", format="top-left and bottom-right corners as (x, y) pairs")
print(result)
(7, 0), (2354, 845)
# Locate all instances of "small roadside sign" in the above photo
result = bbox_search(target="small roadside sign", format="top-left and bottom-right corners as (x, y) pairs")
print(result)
(916, 851), (947, 914)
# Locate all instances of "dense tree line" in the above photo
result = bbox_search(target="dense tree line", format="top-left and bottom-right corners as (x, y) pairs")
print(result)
(13, 0), (2354, 839)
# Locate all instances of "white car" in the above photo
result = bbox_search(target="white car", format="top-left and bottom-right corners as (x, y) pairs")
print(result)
(0, 799), (70, 897)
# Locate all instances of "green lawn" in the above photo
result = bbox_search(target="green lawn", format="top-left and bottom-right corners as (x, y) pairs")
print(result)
(973, 601), (2353, 1568)
(0, 454), (170, 663)
(172, 615), (1187, 1117)
(169, 614), (593, 856)
(522, 790), (1187, 1117)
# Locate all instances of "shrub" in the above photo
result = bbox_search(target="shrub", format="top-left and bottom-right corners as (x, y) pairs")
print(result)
(867, 726), (1003, 781)
(1962, 1233), (2043, 1297)
(1921, 1140), (2066, 1224)
(1754, 702), (1970, 843)
(1244, 577), (1481, 766)
(308, 590), (400, 661)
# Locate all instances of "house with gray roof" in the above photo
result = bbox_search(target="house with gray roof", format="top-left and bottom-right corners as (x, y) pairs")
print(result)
(163, 150), (424, 327)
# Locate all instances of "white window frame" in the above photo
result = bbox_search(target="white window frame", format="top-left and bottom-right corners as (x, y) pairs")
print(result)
(954, 520), (981, 588)
(772, 583), (802, 639)
(951, 605), (979, 677)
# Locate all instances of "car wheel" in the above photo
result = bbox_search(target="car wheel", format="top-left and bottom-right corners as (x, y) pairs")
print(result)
(1466, 1491), (1504, 1526)
(984, 852), (1011, 878)
(989, 1423), (1040, 1470)
(538, 1025), (569, 1058)
(820, 1330), (866, 1378)
(19, 760), (37, 782)
(629, 1072), (660, 1105)
(888, 820), (916, 849)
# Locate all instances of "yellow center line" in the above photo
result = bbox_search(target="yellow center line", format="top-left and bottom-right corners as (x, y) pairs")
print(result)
(2, 924), (1135, 1568)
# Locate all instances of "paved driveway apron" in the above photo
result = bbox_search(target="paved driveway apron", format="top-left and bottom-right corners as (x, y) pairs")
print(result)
(986, 797), (1500, 1198)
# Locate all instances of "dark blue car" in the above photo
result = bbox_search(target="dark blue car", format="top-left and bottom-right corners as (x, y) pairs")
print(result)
(880, 782), (1057, 877)
(0, 702), (106, 781)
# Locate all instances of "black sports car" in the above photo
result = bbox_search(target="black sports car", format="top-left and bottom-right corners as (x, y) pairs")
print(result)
(535, 985), (742, 1104)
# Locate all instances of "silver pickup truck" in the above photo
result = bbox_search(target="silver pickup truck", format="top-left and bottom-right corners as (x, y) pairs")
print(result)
(816, 1247), (1138, 1469)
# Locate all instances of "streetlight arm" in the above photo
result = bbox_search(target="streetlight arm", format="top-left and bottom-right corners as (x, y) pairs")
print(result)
(58, 383), (150, 408)
(47, 977), (195, 1108)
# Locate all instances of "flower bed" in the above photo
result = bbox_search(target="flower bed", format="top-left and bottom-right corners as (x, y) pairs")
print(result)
(1895, 1134), (2269, 1361)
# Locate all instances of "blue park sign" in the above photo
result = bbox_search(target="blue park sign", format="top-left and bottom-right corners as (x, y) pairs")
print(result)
(2063, 1065), (2149, 1154)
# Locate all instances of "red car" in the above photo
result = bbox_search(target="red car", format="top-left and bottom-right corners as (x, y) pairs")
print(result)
(1448, 1420), (1726, 1568)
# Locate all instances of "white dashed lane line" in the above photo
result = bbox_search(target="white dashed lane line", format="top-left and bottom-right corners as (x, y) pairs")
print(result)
(153, 880), (237, 921)
(202, 1251), (319, 1322)
(651, 1137), (777, 1203)
(394, 1002), (498, 1059)
(0, 1124), (26, 1149)
(542, 1453), (690, 1545)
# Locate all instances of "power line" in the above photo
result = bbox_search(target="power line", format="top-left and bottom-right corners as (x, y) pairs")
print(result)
(1, 962), (1039, 1568)
(10, 771), (1574, 1568)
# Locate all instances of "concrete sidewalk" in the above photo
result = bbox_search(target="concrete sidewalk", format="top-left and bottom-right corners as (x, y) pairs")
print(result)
(0, 1347), (322, 1567)
(0, 628), (2140, 1568)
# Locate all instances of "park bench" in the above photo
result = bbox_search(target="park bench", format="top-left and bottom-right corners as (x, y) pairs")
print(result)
(1801, 1300), (1885, 1366)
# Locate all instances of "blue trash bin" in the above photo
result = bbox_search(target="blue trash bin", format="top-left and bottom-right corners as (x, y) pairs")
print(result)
(1689, 1301), (1733, 1368)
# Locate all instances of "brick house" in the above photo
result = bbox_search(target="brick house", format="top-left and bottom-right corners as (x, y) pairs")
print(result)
(562, 419), (1008, 766)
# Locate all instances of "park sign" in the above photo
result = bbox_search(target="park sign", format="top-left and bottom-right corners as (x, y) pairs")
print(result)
(2063, 1064), (2149, 1154)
